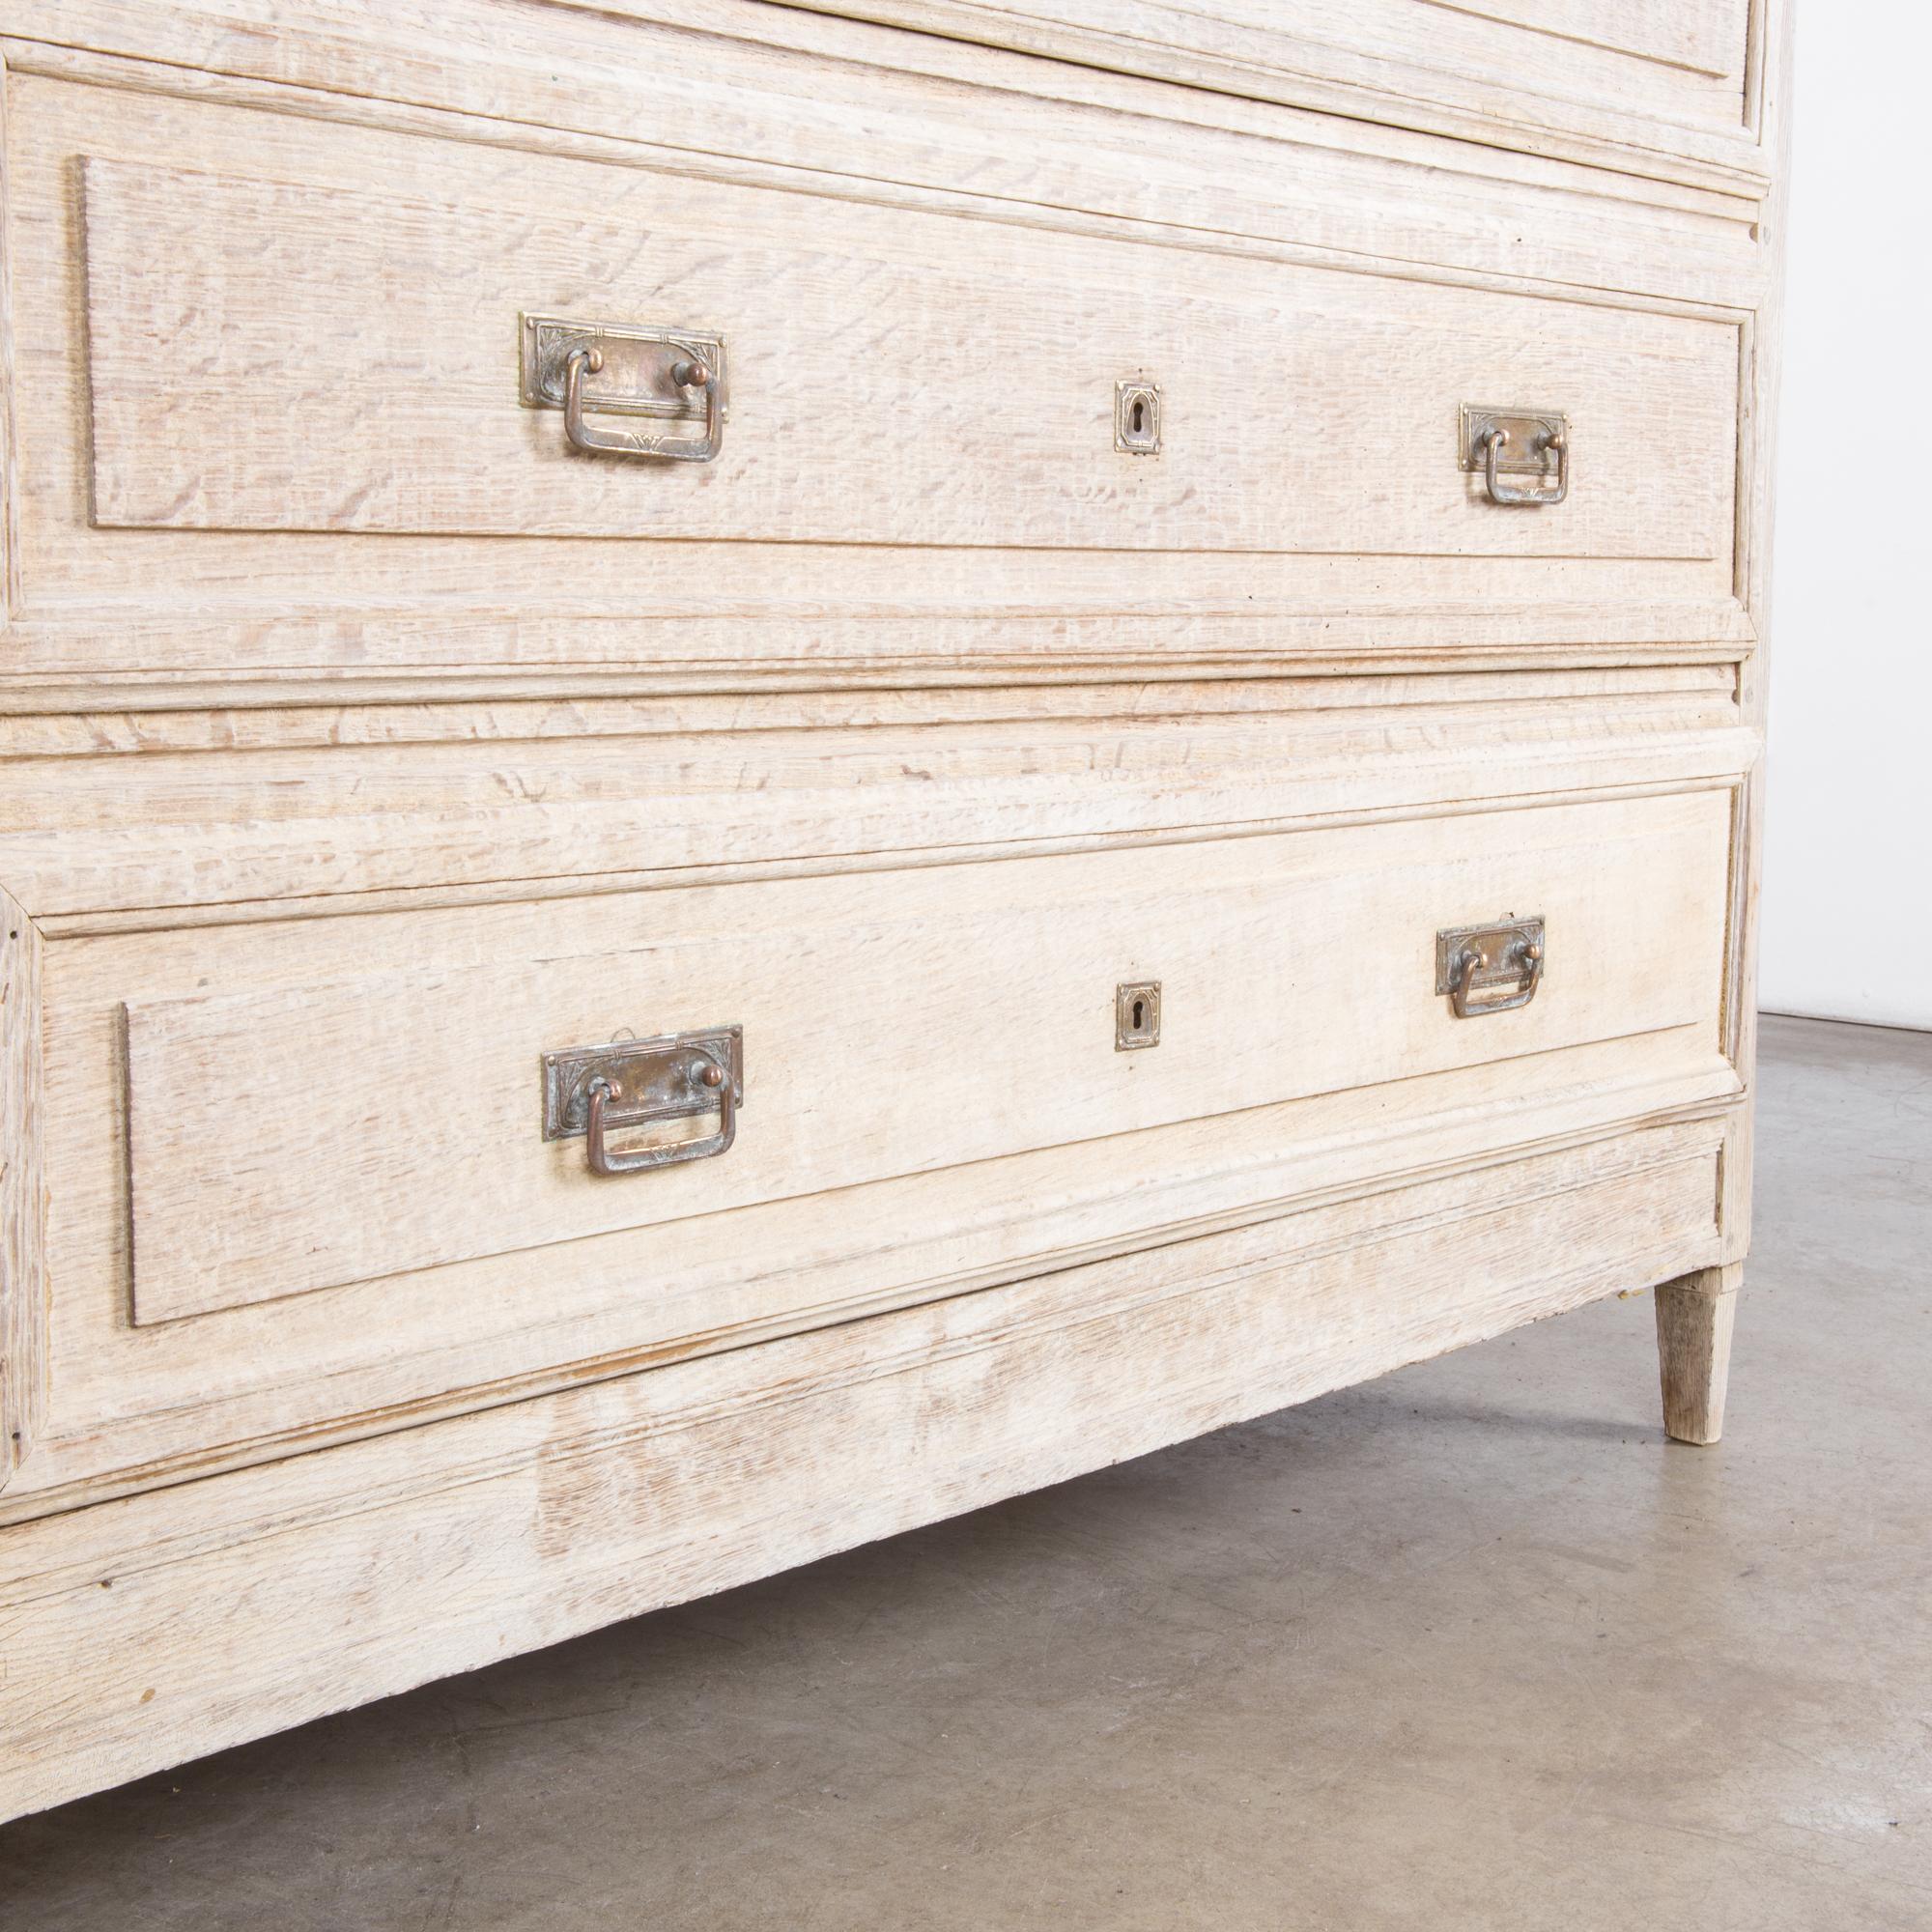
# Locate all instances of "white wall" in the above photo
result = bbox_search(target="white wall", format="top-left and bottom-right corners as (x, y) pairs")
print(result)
(1759, 6), (1932, 1029)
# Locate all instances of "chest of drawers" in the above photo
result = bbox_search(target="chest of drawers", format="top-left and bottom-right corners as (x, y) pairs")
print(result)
(0, 0), (1787, 1821)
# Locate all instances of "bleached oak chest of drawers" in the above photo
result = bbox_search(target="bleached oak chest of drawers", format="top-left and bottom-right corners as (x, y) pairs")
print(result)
(0, 0), (1787, 1821)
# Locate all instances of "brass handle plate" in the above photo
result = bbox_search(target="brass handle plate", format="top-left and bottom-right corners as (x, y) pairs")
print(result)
(1459, 406), (1569, 506)
(520, 314), (726, 461)
(1435, 919), (1545, 1017)
(542, 1027), (743, 1175)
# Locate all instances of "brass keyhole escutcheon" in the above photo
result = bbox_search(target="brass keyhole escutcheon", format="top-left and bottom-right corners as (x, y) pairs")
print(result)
(1117, 980), (1162, 1050)
(1115, 381), (1162, 455)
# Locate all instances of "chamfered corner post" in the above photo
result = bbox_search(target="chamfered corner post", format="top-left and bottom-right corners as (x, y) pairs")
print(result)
(1654, 1264), (1743, 1446)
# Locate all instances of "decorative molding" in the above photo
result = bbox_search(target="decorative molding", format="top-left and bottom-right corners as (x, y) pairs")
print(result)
(2, 37), (1763, 315)
(629, 0), (1775, 199)
(0, 883), (43, 1493)
(25, 771), (1758, 936)
(1, 1100), (1736, 1526)
(0, 51), (18, 623)
(0, 32), (1760, 699)
(0, 1115), (1728, 1825)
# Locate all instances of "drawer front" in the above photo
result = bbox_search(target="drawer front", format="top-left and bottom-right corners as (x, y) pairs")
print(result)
(123, 792), (1731, 1327)
(21, 780), (1744, 1501)
(82, 154), (1735, 564)
(5, 64), (1754, 683)
(782, 0), (1760, 172)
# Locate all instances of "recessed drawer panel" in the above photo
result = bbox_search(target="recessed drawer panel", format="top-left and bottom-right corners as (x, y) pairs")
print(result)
(4, 68), (1756, 683)
(79, 156), (1737, 568)
(120, 788), (1731, 1330)
(14, 773), (1746, 1503)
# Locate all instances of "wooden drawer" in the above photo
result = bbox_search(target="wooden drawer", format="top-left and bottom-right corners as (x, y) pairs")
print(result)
(12, 781), (1742, 1507)
(78, 152), (1735, 559)
(0, 64), (1748, 685)
(780, 0), (1765, 187)
(80, 152), (1736, 565)
(123, 787), (1728, 1324)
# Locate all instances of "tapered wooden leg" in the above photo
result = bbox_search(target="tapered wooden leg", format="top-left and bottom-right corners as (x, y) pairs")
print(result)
(1654, 1264), (1741, 1445)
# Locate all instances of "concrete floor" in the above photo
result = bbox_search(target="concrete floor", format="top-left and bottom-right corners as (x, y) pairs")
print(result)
(2, 1013), (1927, 1929)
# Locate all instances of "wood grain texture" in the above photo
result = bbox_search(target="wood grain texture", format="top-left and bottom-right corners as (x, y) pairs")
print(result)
(0, 674), (1755, 923)
(0, 0), (1785, 1823)
(0, 38), (1760, 692)
(0, 0), (1775, 207)
(5, 20), (1767, 298)
(0, 664), (1741, 757)
(575, 0), (1773, 195)
(16, 1044), (1740, 1520)
(775, 0), (1753, 141)
(1720, 0), (1793, 1283)
(0, 674), (1750, 1518)
(119, 789), (1733, 1323)
(0, 47), (17, 623)
(1655, 1261), (1740, 1443)
(0, 1120), (1726, 1822)
(79, 152), (1740, 560)
(0, 883), (43, 1487)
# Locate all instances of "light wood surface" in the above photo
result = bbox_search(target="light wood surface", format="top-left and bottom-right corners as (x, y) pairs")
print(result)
(0, 0), (1785, 1823)
(0, 668), (1753, 923)
(1655, 1262), (1742, 1444)
(0, 13), (1767, 696)
(14, 1037), (1743, 1520)
(0, 1120), (1726, 1822)
(121, 791), (1731, 1324)
(0, 885), (43, 1483)
(774, 0), (1757, 156)
(80, 152), (1739, 561)
(2, 674), (1751, 1518)
(631, 0), (1774, 195)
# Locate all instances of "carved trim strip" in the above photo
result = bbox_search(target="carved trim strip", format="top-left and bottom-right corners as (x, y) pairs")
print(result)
(0, 1107), (1734, 1529)
(0, 885), (45, 1492)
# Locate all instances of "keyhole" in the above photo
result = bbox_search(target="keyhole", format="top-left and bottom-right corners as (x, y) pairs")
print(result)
(1117, 383), (1160, 454)
(1117, 980), (1160, 1049)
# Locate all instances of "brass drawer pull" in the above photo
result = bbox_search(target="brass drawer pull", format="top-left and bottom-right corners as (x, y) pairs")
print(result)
(1460, 406), (1569, 506)
(542, 1027), (743, 1176)
(1436, 919), (1545, 1017)
(584, 1058), (733, 1173)
(520, 314), (725, 463)
(563, 346), (722, 462)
